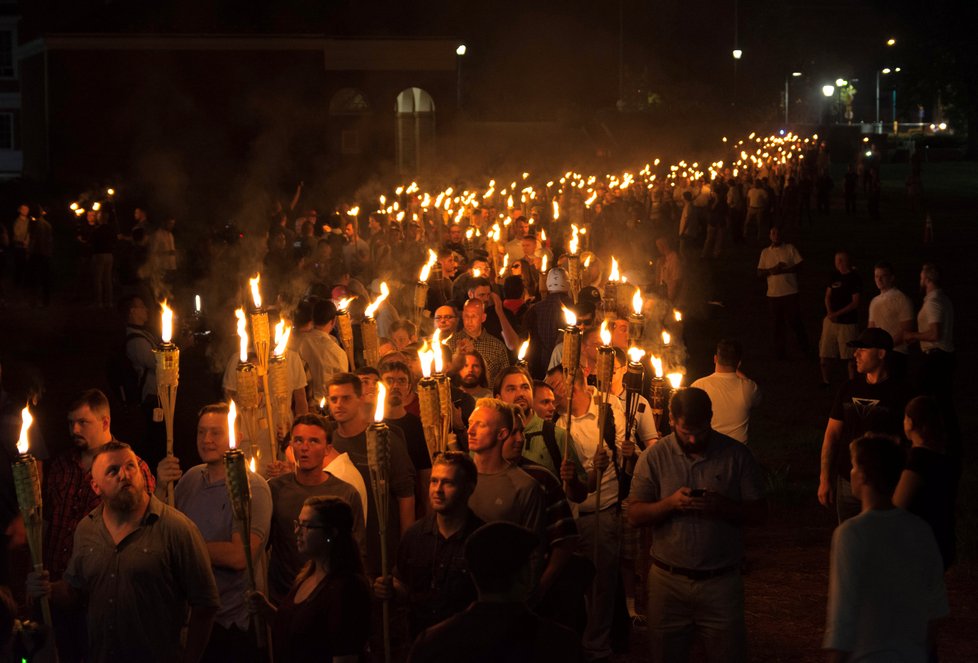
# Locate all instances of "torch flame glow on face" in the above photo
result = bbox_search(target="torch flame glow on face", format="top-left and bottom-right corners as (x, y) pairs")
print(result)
(374, 382), (387, 423)
(628, 347), (646, 363)
(518, 338), (529, 361)
(227, 400), (237, 450)
(562, 305), (577, 326)
(235, 308), (248, 362)
(609, 257), (620, 281)
(364, 282), (389, 318)
(632, 288), (643, 315)
(418, 340), (434, 378)
(662, 330), (671, 345)
(17, 405), (32, 455)
(651, 356), (664, 378)
(600, 320), (612, 346)
(273, 318), (291, 357)
(249, 274), (262, 309)
(667, 372), (683, 389)
(161, 300), (173, 343)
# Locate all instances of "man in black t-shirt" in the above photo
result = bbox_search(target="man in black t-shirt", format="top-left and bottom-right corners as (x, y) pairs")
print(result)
(818, 328), (910, 523)
(379, 361), (433, 518)
(819, 251), (862, 386)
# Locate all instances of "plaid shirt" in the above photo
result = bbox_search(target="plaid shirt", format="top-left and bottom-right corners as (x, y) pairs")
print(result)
(43, 445), (156, 580)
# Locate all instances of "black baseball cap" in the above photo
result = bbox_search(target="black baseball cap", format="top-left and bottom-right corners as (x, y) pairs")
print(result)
(847, 328), (893, 351)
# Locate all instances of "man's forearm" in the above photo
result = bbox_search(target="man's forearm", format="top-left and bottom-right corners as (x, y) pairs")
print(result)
(627, 499), (674, 527)
(182, 605), (217, 663)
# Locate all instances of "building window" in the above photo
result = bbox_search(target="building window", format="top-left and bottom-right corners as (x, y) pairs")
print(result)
(0, 31), (12, 78)
(0, 112), (14, 149)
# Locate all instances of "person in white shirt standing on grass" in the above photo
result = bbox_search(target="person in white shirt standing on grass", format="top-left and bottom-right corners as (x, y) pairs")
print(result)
(756, 227), (810, 360)
(867, 261), (914, 380)
(691, 340), (761, 444)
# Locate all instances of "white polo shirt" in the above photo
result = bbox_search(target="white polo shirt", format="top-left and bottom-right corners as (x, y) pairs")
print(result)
(868, 288), (914, 354)
(918, 289), (954, 353)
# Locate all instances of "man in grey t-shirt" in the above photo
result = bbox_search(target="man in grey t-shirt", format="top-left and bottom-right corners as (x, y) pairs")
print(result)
(627, 388), (765, 663)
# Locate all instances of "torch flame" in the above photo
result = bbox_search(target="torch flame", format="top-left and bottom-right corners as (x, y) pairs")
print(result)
(319, 396), (326, 411)
(17, 405), (32, 455)
(674, 309), (683, 322)
(628, 347), (646, 363)
(273, 318), (291, 357)
(518, 338), (529, 361)
(562, 305), (577, 326)
(667, 372), (683, 389)
(432, 328), (444, 374)
(227, 400), (237, 450)
(195, 294), (201, 314)
(160, 300), (173, 344)
(632, 288), (643, 315)
(427, 248), (438, 265)
(540, 229), (547, 242)
(70, 202), (79, 211)
(336, 297), (354, 312)
(499, 254), (509, 277)
(249, 457), (257, 473)
(609, 257), (620, 281)
(419, 262), (432, 282)
(418, 340), (434, 378)
(235, 308), (248, 362)
(540, 254), (548, 272)
(583, 255), (592, 269)
(651, 356), (664, 378)
(552, 200), (559, 220)
(600, 320), (612, 346)
(249, 274), (262, 309)
(374, 382), (387, 423)
(662, 330), (671, 345)
(364, 282), (389, 318)
(472, 267), (481, 278)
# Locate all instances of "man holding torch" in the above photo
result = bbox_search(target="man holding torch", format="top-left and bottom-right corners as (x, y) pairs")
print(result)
(27, 441), (219, 663)
(164, 403), (273, 661)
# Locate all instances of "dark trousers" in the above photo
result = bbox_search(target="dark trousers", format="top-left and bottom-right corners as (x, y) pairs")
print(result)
(919, 350), (960, 462)
(768, 294), (809, 359)
(202, 622), (265, 663)
(30, 254), (51, 305)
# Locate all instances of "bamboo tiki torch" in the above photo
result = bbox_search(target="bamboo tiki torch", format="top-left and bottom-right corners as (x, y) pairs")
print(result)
(628, 288), (646, 348)
(415, 254), (435, 331)
(268, 318), (293, 445)
(624, 347), (647, 447)
(592, 322), (616, 562)
(538, 254), (549, 296)
(416, 341), (442, 459)
(362, 282), (390, 368)
(649, 355), (668, 432)
(604, 257), (621, 319)
(235, 309), (263, 463)
(566, 228), (581, 304)
(560, 305), (582, 494)
(155, 301), (180, 506)
(431, 329), (456, 451)
(223, 401), (269, 650)
(248, 275), (279, 462)
(335, 297), (356, 370)
(12, 406), (53, 629)
(366, 383), (392, 663)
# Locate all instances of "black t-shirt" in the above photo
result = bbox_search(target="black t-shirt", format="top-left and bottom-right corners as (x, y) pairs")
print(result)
(829, 376), (910, 475)
(387, 412), (433, 472)
(906, 446), (956, 569)
(827, 270), (861, 325)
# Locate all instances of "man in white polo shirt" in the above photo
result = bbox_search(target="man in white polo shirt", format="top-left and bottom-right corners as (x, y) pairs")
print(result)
(691, 340), (761, 444)
(868, 261), (914, 379)
(757, 227), (809, 359)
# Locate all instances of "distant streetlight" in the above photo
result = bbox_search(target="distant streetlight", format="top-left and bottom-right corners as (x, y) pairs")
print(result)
(822, 84), (836, 97)
(835, 78), (848, 87)
(456, 44), (467, 56)
(792, 71), (803, 77)
(882, 67), (891, 74)
(732, 49), (743, 60)
(456, 45), (467, 111)
(886, 38), (896, 46)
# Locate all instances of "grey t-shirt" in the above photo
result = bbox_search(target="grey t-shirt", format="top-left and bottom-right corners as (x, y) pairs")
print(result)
(175, 465), (272, 629)
(469, 465), (546, 540)
(332, 426), (416, 577)
(267, 472), (365, 603)
(64, 496), (219, 663)
(628, 432), (764, 570)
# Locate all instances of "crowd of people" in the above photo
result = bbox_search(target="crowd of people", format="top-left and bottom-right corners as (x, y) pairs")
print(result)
(0, 131), (962, 663)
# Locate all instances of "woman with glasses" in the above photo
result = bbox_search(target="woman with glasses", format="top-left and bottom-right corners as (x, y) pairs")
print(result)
(249, 496), (371, 662)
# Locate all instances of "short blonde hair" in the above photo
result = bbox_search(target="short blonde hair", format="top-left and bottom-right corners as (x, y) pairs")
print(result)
(474, 397), (515, 433)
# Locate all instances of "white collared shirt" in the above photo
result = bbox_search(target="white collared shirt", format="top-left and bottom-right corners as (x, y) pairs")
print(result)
(570, 388), (626, 513)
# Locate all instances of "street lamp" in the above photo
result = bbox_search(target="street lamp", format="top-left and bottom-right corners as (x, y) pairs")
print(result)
(822, 84), (836, 97)
(784, 71), (802, 124)
(455, 44), (466, 111)
(886, 37), (896, 46)
(835, 78), (848, 87)
(732, 49), (743, 60)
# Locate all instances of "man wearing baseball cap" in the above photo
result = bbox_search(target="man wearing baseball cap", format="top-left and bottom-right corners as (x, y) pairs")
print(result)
(817, 328), (912, 523)
(522, 267), (574, 379)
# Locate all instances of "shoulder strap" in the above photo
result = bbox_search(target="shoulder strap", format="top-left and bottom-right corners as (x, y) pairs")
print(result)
(541, 420), (563, 474)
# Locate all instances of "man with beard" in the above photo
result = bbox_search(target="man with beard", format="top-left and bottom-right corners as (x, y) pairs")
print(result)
(447, 299), (510, 388)
(493, 366), (586, 502)
(380, 361), (434, 517)
(267, 414), (366, 604)
(28, 442), (219, 663)
(452, 351), (492, 400)
(373, 451), (483, 638)
(628, 388), (766, 663)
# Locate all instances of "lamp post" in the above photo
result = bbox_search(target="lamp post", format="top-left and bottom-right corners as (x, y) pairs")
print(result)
(785, 71), (802, 125)
(455, 44), (466, 112)
(822, 84), (836, 124)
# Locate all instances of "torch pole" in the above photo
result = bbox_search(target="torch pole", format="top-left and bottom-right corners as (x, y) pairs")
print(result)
(13, 454), (54, 630)
(235, 363), (263, 462)
(251, 309), (280, 462)
(336, 309), (356, 370)
(417, 377), (442, 459)
(361, 316), (380, 368)
(592, 345), (615, 565)
(561, 324), (582, 494)
(155, 342), (180, 506)
(366, 423), (392, 663)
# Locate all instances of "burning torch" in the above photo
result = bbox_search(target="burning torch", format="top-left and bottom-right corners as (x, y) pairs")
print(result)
(592, 321), (616, 561)
(235, 309), (263, 462)
(362, 282), (389, 368)
(335, 297), (356, 370)
(366, 383), (392, 663)
(566, 226), (581, 303)
(415, 252), (436, 330)
(249, 275), (281, 461)
(13, 406), (53, 629)
(516, 338), (530, 370)
(268, 318), (293, 445)
(416, 342), (442, 459)
(224, 401), (268, 649)
(561, 305), (582, 492)
(155, 301), (180, 506)
(628, 288), (646, 348)
(432, 329), (456, 451)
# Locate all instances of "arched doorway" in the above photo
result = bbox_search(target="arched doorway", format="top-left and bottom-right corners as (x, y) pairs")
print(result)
(329, 88), (371, 155)
(395, 87), (436, 174)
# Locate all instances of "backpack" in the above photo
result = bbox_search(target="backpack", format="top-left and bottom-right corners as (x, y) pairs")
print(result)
(525, 419), (564, 476)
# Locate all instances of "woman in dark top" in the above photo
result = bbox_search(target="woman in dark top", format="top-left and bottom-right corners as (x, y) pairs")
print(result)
(894, 395), (956, 569)
(249, 496), (371, 662)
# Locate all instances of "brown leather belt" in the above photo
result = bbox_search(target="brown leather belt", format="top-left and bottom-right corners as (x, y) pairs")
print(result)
(652, 558), (737, 581)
